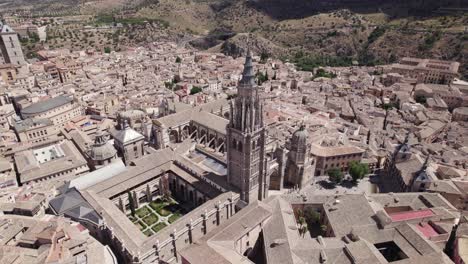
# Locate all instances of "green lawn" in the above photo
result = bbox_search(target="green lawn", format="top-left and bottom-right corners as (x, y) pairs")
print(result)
(152, 222), (167, 233)
(168, 212), (182, 223)
(136, 206), (151, 218)
(135, 220), (146, 231)
(142, 213), (159, 226)
(143, 229), (153, 237)
(149, 200), (167, 211)
(157, 207), (172, 217)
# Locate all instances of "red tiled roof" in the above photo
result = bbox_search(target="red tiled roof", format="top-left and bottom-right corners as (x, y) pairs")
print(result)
(416, 223), (440, 238)
(389, 209), (434, 222)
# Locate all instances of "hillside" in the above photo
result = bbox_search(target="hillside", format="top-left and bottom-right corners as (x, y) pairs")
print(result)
(133, 0), (467, 77)
(1, 0), (467, 77)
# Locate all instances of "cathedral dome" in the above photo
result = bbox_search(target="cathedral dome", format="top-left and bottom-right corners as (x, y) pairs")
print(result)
(89, 130), (117, 161)
(119, 109), (145, 120)
(291, 125), (308, 147)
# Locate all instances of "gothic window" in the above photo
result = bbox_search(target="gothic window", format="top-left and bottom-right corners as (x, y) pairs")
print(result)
(238, 143), (243, 152)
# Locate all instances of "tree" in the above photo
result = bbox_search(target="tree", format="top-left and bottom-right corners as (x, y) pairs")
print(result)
(159, 174), (171, 202)
(296, 209), (308, 238)
(260, 51), (269, 63)
(382, 103), (393, 111)
(320, 224), (328, 235)
(256, 71), (268, 85)
(304, 207), (320, 224)
(104, 47), (111, 53)
(127, 191), (135, 216)
(328, 168), (343, 184)
(164, 81), (175, 90)
(348, 161), (369, 183)
(175, 56), (182, 63)
(190, 86), (202, 95)
(313, 68), (337, 80)
(415, 95), (427, 104)
(118, 197), (124, 212)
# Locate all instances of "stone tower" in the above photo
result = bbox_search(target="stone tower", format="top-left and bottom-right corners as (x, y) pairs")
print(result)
(285, 125), (314, 189)
(113, 119), (145, 165)
(227, 51), (269, 205)
(0, 22), (26, 66)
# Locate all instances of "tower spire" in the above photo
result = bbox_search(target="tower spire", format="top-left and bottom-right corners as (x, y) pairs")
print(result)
(240, 49), (255, 86)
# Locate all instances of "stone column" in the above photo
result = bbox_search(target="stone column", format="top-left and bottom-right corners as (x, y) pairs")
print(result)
(171, 229), (178, 259)
(188, 219), (193, 244)
(227, 198), (232, 219)
(202, 210), (208, 235)
(216, 201), (221, 225)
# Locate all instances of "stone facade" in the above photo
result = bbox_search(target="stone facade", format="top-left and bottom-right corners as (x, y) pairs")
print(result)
(14, 118), (58, 143)
(391, 57), (460, 85)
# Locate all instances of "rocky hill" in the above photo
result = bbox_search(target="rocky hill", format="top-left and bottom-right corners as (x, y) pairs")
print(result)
(1, 0), (467, 77)
(133, 0), (468, 77)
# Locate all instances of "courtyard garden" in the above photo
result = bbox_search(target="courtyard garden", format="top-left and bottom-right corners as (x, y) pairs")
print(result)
(127, 197), (187, 237)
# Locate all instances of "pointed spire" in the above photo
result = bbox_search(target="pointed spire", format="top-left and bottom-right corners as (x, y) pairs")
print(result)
(240, 49), (255, 86)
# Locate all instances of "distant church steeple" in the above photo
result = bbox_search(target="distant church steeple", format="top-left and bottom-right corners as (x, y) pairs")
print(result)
(227, 51), (269, 205)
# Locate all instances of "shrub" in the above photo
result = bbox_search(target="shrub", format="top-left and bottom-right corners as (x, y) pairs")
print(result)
(136, 206), (151, 218)
(367, 26), (386, 44)
(152, 222), (167, 233)
(348, 161), (369, 183)
(190, 86), (203, 95)
(157, 207), (171, 217)
(169, 212), (182, 223)
(313, 68), (337, 80)
(415, 95), (427, 104)
(143, 229), (153, 237)
(328, 168), (343, 184)
(142, 213), (159, 226)
(149, 200), (166, 211)
(419, 31), (442, 51)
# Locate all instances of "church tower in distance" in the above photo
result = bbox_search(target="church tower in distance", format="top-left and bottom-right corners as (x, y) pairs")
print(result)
(227, 51), (269, 205)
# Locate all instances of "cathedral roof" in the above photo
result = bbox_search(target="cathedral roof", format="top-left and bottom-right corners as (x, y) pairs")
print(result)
(113, 126), (144, 144)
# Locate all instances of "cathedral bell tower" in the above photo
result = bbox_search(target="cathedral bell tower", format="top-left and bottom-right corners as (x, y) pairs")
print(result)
(227, 51), (269, 205)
